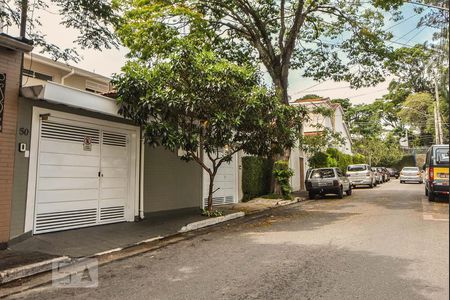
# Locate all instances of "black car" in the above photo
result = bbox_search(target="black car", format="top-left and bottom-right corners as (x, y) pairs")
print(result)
(387, 168), (399, 179)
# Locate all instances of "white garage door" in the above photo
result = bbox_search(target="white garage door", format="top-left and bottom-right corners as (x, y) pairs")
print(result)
(34, 116), (133, 234)
(202, 153), (238, 207)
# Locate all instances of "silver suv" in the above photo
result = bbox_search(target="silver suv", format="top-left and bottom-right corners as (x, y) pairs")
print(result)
(347, 164), (375, 188)
(306, 167), (352, 199)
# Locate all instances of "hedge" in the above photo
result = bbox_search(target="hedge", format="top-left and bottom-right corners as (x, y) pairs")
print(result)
(242, 156), (272, 201)
(308, 148), (365, 173)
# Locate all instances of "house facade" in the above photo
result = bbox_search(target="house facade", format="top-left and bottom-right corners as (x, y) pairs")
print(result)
(5, 52), (241, 242)
(0, 34), (33, 248)
(292, 97), (353, 155)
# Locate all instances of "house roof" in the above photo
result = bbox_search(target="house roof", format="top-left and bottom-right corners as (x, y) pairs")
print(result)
(292, 97), (330, 104)
(24, 53), (111, 83)
(0, 33), (33, 52)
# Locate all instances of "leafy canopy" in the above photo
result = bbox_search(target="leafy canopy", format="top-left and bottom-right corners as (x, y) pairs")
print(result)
(116, 0), (404, 105)
(1, 0), (119, 61)
(113, 44), (307, 209)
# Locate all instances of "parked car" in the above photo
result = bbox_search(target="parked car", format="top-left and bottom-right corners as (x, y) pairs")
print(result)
(400, 167), (423, 184)
(306, 167), (352, 199)
(347, 164), (375, 188)
(382, 167), (391, 181)
(371, 167), (382, 185)
(423, 144), (449, 201)
(387, 168), (399, 179)
(375, 167), (385, 183)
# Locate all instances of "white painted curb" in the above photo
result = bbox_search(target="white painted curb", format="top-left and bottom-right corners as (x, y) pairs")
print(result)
(179, 212), (246, 233)
(0, 256), (70, 284)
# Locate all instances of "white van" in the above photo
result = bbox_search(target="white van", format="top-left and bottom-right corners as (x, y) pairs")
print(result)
(347, 164), (375, 188)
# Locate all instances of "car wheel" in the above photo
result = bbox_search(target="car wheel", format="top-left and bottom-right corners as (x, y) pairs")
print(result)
(428, 190), (435, 201)
(309, 192), (316, 200)
(337, 187), (344, 199)
(346, 186), (352, 196)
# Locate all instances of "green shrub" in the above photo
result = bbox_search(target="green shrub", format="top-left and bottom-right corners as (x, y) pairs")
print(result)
(242, 156), (272, 201)
(308, 151), (329, 168)
(273, 160), (294, 200)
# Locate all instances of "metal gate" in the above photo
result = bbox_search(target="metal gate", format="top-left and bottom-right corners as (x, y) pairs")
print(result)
(33, 117), (130, 234)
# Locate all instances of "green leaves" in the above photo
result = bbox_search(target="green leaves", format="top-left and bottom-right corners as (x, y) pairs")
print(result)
(114, 44), (306, 165)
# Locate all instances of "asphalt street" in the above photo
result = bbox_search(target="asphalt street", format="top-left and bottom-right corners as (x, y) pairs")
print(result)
(8, 180), (449, 300)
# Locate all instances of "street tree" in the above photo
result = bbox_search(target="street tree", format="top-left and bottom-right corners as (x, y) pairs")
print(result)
(113, 45), (306, 211)
(117, 0), (403, 105)
(0, 0), (119, 61)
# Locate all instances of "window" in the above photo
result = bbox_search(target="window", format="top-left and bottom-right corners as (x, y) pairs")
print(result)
(22, 69), (53, 81)
(310, 169), (335, 179)
(347, 165), (367, 172)
(336, 169), (343, 177)
(86, 80), (109, 94)
(435, 148), (449, 164)
(403, 167), (419, 172)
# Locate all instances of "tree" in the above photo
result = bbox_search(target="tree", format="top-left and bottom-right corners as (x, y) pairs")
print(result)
(352, 135), (403, 166)
(397, 92), (435, 145)
(0, 0), (119, 61)
(113, 45), (306, 211)
(117, 0), (403, 105)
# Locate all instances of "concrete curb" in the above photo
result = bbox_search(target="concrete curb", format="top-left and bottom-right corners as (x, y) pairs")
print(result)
(0, 256), (70, 285)
(179, 212), (246, 233)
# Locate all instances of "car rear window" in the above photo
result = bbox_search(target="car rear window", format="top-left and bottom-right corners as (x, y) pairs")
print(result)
(403, 167), (419, 171)
(310, 169), (335, 178)
(347, 165), (367, 172)
(435, 148), (449, 164)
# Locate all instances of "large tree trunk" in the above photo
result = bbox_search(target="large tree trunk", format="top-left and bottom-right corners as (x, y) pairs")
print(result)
(270, 64), (292, 195)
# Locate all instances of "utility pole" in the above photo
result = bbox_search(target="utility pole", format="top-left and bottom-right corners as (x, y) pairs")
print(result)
(433, 75), (444, 144)
(20, 0), (28, 38)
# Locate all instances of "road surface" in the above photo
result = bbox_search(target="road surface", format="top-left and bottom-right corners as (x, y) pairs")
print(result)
(9, 180), (449, 300)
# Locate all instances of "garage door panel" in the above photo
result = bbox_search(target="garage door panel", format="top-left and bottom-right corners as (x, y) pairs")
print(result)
(37, 189), (99, 203)
(101, 188), (126, 200)
(39, 152), (100, 167)
(35, 200), (98, 214)
(102, 146), (127, 157)
(39, 165), (98, 178)
(40, 139), (100, 156)
(101, 167), (128, 178)
(34, 117), (134, 234)
(101, 178), (127, 188)
(39, 178), (98, 190)
(101, 157), (128, 168)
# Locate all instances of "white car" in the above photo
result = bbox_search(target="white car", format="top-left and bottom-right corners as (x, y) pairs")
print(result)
(347, 164), (375, 188)
(400, 167), (423, 184)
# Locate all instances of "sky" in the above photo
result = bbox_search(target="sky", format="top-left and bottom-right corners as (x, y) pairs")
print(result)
(3, 2), (441, 105)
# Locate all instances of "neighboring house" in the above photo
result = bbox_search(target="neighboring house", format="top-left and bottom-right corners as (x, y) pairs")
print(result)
(287, 97), (353, 192)
(292, 97), (353, 155)
(6, 52), (241, 242)
(0, 33), (33, 249)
